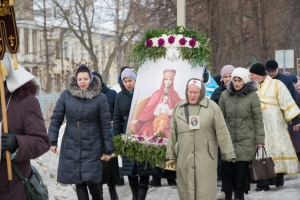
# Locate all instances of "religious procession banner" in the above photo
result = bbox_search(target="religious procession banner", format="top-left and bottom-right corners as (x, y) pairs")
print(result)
(113, 26), (212, 168)
(127, 48), (205, 137)
(0, 0), (19, 59)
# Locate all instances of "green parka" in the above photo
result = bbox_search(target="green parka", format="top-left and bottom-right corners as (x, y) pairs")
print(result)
(219, 81), (265, 162)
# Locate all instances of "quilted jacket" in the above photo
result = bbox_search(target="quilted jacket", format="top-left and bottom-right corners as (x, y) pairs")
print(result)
(48, 76), (114, 184)
(219, 81), (265, 161)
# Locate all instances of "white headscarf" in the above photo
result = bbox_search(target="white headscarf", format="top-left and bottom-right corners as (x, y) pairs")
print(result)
(2, 53), (41, 95)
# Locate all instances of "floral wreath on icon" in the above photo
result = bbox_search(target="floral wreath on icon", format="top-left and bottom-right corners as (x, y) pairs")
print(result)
(112, 26), (212, 169)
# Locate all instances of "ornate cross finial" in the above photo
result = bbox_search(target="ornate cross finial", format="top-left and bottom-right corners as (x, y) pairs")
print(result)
(8, 35), (14, 46)
(0, 0), (19, 59)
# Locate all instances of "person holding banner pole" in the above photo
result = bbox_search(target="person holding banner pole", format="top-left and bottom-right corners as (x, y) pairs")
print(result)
(166, 78), (236, 200)
(0, 53), (50, 200)
(113, 68), (153, 200)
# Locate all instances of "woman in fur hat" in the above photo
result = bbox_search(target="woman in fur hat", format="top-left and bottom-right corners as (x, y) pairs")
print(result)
(48, 65), (114, 200)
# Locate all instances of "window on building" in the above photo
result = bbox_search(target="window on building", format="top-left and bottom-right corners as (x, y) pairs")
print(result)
(47, 41), (51, 55)
(108, 47), (111, 56)
(63, 41), (68, 58)
(55, 41), (61, 59)
(32, 30), (36, 53)
(24, 29), (29, 54)
(81, 45), (84, 60)
(101, 45), (105, 71)
(40, 39), (43, 52)
(95, 45), (99, 57)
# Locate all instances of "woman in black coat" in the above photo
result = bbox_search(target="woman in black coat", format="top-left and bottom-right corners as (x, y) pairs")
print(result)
(113, 68), (153, 200)
(49, 65), (114, 200)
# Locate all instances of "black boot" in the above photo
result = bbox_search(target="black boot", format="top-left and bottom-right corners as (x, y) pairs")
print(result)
(167, 179), (177, 186)
(100, 184), (103, 200)
(149, 177), (161, 187)
(76, 183), (89, 200)
(88, 183), (103, 200)
(129, 183), (139, 200)
(108, 185), (119, 200)
(137, 183), (149, 200)
(224, 192), (232, 200)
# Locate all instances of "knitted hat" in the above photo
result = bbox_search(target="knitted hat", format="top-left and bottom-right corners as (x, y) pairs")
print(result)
(249, 63), (266, 76)
(220, 65), (235, 78)
(266, 60), (278, 70)
(231, 67), (251, 84)
(288, 74), (298, 84)
(121, 68), (136, 80)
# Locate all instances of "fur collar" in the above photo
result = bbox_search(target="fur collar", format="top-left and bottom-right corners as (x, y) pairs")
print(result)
(227, 81), (257, 97)
(68, 76), (101, 99)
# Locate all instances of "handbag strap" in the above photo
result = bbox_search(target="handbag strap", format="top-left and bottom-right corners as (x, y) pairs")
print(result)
(255, 146), (268, 159)
(11, 162), (28, 183)
(262, 146), (268, 158)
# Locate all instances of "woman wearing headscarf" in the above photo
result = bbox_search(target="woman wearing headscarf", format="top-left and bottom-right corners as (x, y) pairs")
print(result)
(0, 53), (50, 200)
(219, 68), (265, 200)
(166, 78), (236, 200)
(48, 65), (114, 200)
(113, 68), (153, 200)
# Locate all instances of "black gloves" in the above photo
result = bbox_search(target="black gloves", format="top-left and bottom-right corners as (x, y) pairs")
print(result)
(1, 133), (19, 153)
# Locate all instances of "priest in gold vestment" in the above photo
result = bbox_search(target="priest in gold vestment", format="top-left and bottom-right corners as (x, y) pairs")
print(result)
(250, 63), (300, 191)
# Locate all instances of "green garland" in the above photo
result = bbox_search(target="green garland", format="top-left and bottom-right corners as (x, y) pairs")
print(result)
(113, 134), (167, 168)
(130, 26), (212, 70)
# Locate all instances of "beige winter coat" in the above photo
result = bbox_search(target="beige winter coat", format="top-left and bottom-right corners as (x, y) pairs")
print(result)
(166, 97), (236, 200)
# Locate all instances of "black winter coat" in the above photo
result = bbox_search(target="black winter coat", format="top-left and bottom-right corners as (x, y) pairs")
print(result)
(274, 73), (297, 103)
(97, 73), (117, 121)
(113, 83), (153, 176)
(48, 77), (114, 184)
(210, 82), (226, 104)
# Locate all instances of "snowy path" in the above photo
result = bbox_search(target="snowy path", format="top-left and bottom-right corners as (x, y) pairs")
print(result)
(34, 124), (300, 200)
(108, 174), (300, 200)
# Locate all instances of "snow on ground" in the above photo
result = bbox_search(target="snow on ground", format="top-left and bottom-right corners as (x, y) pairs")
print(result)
(31, 123), (300, 199)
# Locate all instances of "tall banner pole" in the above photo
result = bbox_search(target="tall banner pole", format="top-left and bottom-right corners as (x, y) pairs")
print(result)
(0, 69), (12, 180)
(177, 0), (186, 27)
(0, 0), (19, 180)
